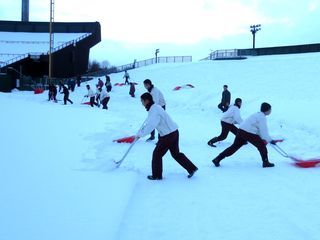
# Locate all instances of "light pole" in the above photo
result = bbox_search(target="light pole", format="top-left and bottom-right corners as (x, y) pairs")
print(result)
(250, 24), (261, 49)
(155, 49), (160, 63)
(49, 0), (55, 83)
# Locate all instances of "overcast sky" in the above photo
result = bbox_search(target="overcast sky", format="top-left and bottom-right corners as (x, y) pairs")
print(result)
(1, 0), (320, 65)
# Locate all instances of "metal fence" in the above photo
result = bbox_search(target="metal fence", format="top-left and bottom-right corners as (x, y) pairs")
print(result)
(116, 56), (192, 72)
(209, 49), (244, 60)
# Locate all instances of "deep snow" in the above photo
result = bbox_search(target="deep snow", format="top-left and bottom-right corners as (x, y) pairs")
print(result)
(1, 53), (320, 240)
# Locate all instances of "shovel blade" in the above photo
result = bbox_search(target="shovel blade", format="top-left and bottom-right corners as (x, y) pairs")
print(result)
(291, 157), (320, 168)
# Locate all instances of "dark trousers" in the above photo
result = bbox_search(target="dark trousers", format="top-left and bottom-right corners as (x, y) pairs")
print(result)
(217, 129), (268, 162)
(125, 77), (129, 85)
(152, 130), (197, 178)
(48, 91), (57, 101)
(150, 105), (166, 138)
(101, 97), (110, 109)
(210, 121), (238, 143)
(63, 94), (73, 105)
(90, 97), (98, 107)
(218, 103), (229, 112)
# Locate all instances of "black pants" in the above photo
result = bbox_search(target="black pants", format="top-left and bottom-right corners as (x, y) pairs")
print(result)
(216, 129), (268, 163)
(218, 103), (229, 112)
(152, 130), (197, 178)
(125, 77), (129, 85)
(210, 121), (238, 143)
(101, 97), (110, 109)
(63, 94), (73, 105)
(150, 105), (166, 138)
(48, 91), (57, 101)
(90, 97), (98, 107)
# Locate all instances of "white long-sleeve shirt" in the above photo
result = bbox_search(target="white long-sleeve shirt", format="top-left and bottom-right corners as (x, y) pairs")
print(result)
(221, 105), (243, 125)
(137, 104), (178, 137)
(87, 89), (95, 97)
(99, 89), (109, 100)
(239, 112), (272, 142)
(150, 87), (166, 107)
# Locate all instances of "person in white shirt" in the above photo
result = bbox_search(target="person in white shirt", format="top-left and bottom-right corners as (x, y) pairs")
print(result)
(136, 92), (198, 180)
(123, 70), (130, 85)
(84, 85), (98, 107)
(208, 98), (243, 147)
(143, 79), (166, 141)
(212, 102), (277, 168)
(97, 87), (110, 110)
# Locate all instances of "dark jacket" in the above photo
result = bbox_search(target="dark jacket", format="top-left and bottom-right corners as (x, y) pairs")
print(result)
(61, 85), (69, 95)
(221, 90), (231, 106)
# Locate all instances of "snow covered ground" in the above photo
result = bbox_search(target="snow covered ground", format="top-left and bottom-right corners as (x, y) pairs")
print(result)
(1, 53), (320, 240)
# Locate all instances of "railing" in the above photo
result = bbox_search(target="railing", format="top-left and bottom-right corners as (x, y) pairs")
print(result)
(51, 33), (91, 53)
(86, 55), (193, 77)
(0, 40), (67, 45)
(209, 49), (241, 60)
(0, 33), (92, 68)
(117, 56), (192, 72)
(0, 53), (29, 68)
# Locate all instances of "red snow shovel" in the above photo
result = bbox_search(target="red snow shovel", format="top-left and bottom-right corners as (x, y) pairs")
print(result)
(271, 144), (320, 168)
(113, 135), (136, 143)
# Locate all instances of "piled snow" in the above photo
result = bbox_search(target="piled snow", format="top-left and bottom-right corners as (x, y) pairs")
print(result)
(1, 53), (320, 240)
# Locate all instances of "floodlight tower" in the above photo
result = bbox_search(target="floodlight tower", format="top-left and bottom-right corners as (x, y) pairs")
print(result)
(49, 0), (55, 83)
(21, 0), (29, 22)
(250, 24), (261, 49)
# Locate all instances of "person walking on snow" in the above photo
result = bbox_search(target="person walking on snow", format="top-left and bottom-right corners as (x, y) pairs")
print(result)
(143, 79), (166, 141)
(48, 83), (57, 102)
(98, 87), (110, 109)
(60, 85), (73, 105)
(123, 70), (130, 85)
(105, 75), (112, 92)
(129, 82), (135, 97)
(136, 92), (198, 180)
(84, 84), (98, 107)
(218, 85), (231, 112)
(212, 102), (277, 168)
(208, 98), (243, 147)
(96, 78), (104, 89)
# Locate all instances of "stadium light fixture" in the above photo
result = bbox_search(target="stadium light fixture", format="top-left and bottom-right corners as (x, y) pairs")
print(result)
(250, 24), (261, 49)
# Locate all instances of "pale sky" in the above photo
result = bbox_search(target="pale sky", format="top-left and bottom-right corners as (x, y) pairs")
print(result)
(1, 0), (320, 64)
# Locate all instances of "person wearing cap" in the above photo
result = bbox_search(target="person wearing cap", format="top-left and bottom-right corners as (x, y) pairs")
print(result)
(143, 79), (166, 141)
(136, 92), (198, 180)
(208, 98), (243, 147)
(212, 102), (277, 168)
(218, 85), (231, 112)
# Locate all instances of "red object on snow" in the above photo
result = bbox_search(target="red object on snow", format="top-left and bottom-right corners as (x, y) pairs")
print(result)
(113, 135), (136, 143)
(34, 88), (44, 94)
(292, 157), (320, 168)
(114, 83), (126, 86)
(173, 84), (195, 91)
(81, 101), (91, 105)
